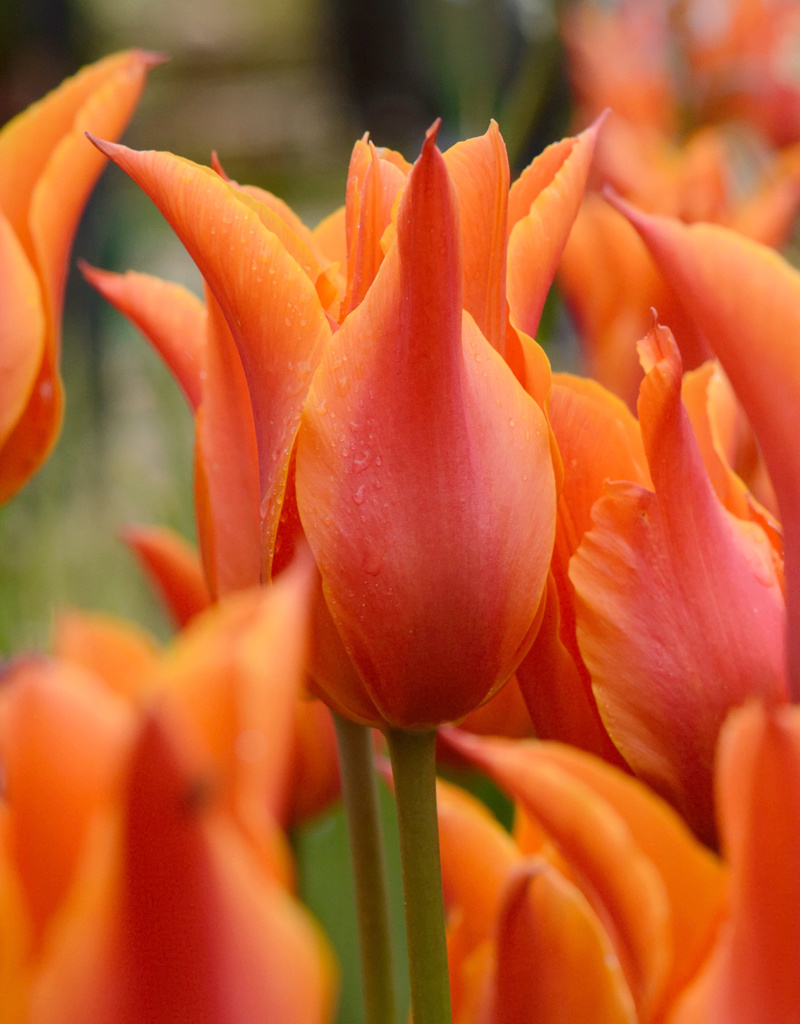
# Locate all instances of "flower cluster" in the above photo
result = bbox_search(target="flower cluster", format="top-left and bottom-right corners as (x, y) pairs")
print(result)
(2, 2), (800, 1021)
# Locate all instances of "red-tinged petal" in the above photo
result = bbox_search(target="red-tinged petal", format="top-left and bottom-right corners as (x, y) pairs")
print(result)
(0, 211), (45, 450)
(681, 361), (783, 559)
(517, 571), (625, 765)
(445, 729), (672, 1020)
(571, 321), (787, 842)
(486, 861), (636, 1024)
(121, 523), (211, 628)
(506, 118), (602, 341)
(0, 808), (30, 1024)
(296, 126), (556, 728)
(519, 375), (649, 761)
(669, 702), (800, 1024)
(31, 712), (336, 1024)
(0, 659), (134, 942)
(90, 140), (332, 577)
(612, 198), (800, 693)
(80, 264), (206, 410)
(444, 122), (510, 355)
(458, 674), (533, 738)
(194, 286), (261, 597)
(53, 611), (160, 702)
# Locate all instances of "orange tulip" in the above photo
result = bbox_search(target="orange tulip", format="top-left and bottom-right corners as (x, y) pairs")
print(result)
(439, 728), (725, 1023)
(0, 50), (154, 502)
(668, 700), (800, 1024)
(295, 124), (556, 728)
(570, 318), (786, 842)
(613, 199), (800, 697)
(85, 114), (603, 729)
(29, 711), (335, 1024)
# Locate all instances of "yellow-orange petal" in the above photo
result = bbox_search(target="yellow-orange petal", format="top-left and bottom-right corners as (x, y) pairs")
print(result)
(296, 125), (556, 727)
(0, 211), (45, 450)
(53, 610), (160, 702)
(571, 321), (787, 842)
(444, 121), (510, 355)
(91, 140), (332, 578)
(0, 658), (133, 942)
(80, 264), (206, 410)
(0, 51), (154, 501)
(121, 523), (211, 628)
(506, 117), (603, 342)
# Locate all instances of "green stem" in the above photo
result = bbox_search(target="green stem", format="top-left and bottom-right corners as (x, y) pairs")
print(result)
(386, 728), (452, 1024)
(333, 713), (398, 1024)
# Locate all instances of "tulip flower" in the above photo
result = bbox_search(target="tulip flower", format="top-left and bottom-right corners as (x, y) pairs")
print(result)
(84, 111), (605, 729)
(439, 729), (725, 1023)
(569, 317), (787, 842)
(0, 50), (154, 502)
(294, 124), (557, 729)
(29, 711), (335, 1024)
(612, 199), (800, 697)
(668, 700), (800, 1024)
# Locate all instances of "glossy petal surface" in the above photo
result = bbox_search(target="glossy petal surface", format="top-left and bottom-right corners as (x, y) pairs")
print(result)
(296, 127), (555, 727)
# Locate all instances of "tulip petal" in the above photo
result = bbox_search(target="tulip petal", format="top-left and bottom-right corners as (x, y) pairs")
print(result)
(296, 125), (555, 727)
(32, 712), (336, 1024)
(0, 51), (153, 500)
(53, 611), (160, 702)
(80, 264), (206, 410)
(445, 122), (510, 354)
(0, 659), (133, 941)
(445, 729), (671, 1019)
(90, 140), (332, 577)
(670, 702), (800, 1024)
(611, 197), (800, 694)
(506, 117), (602, 341)
(571, 320), (787, 842)
(194, 286), (261, 596)
(121, 524), (211, 628)
(518, 375), (648, 761)
(487, 862), (636, 1024)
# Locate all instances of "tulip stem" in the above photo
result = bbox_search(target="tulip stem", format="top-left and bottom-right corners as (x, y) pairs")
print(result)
(333, 713), (399, 1024)
(387, 727), (452, 1024)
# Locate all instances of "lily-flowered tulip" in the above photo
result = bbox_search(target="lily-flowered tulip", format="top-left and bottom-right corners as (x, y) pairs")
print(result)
(613, 200), (800, 697)
(668, 700), (800, 1024)
(0, 50), (154, 502)
(295, 125), (556, 728)
(439, 728), (725, 1023)
(569, 318), (786, 842)
(0, 582), (337, 1023)
(85, 115), (602, 729)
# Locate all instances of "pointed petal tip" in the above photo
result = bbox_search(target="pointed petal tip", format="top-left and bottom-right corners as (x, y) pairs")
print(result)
(138, 50), (169, 70)
(424, 118), (443, 148)
(602, 186), (654, 235)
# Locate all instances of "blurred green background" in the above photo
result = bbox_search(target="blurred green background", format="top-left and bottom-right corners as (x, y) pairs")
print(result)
(0, 2), (563, 1020)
